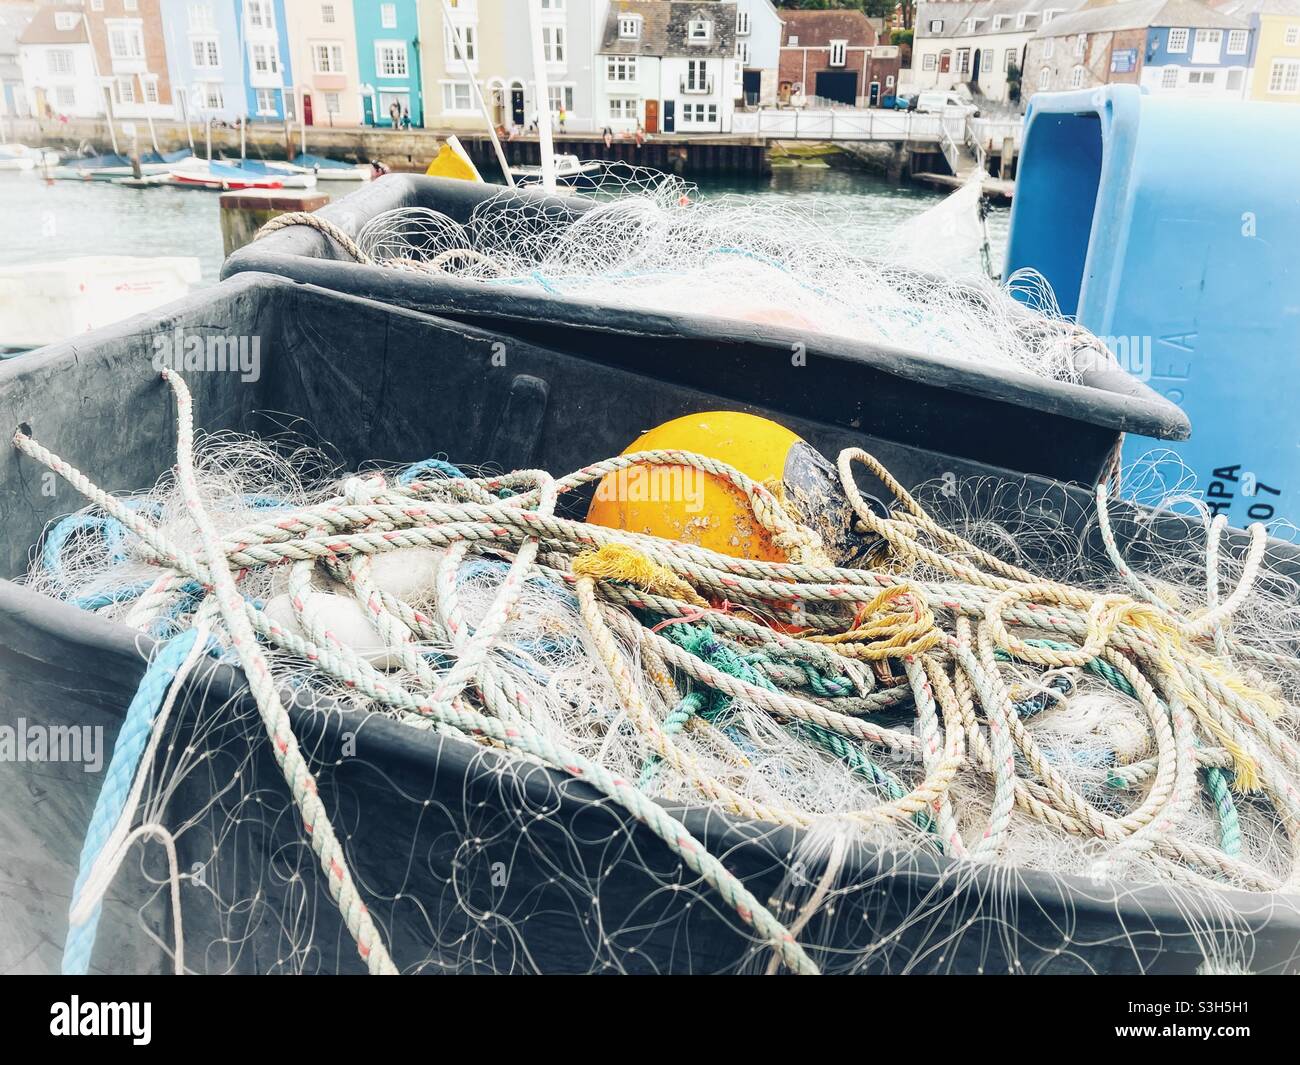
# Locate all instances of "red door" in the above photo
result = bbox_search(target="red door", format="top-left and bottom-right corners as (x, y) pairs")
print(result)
(644, 99), (659, 133)
(303, 93), (314, 126)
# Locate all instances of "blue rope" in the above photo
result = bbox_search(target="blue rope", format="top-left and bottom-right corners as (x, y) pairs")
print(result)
(62, 628), (203, 974)
(398, 457), (466, 486)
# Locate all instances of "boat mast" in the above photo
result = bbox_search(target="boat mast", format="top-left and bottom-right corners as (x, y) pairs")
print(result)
(440, 0), (513, 187)
(526, 0), (555, 194)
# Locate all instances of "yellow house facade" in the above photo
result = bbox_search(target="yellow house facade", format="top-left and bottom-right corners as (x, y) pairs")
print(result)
(419, 0), (602, 133)
(1250, 5), (1300, 100)
(1218, 0), (1300, 101)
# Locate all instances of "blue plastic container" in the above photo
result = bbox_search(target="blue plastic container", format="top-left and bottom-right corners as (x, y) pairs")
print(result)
(1005, 85), (1300, 528)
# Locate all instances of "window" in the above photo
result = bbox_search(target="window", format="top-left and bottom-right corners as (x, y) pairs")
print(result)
(114, 76), (135, 104)
(737, 10), (750, 35)
(1227, 68), (1244, 90)
(255, 87), (277, 114)
(188, 2), (211, 30)
(47, 50), (74, 75)
(788, 35), (798, 46)
(247, 0), (273, 30)
(376, 41), (408, 78)
(829, 40), (847, 67)
(325, 92), (340, 113)
(1167, 28), (1188, 52)
(886, 74), (894, 87)
(685, 58), (710, 91)
(1268, 58), (1300, 92)
(54, 12), (78, 30)
(1070, 65), (1084, 88)
(1074, 33), (1086, 57)
(608, 97), (637, 119)
(109, 25), (145, 60)
(607, 55), (638, 81)
(1045, 37), (1054, 59)
(445, 24), (475, 62)
(540, 0), (565, 8)
(928, 19), (942, 33)
(957, 48), (970, 74)
(1192, 70), (1216, 84)
(1162, 66), (1178, 88)
(203, 84), (224, 109)
(681, 102), (718, 123)
(547, 84), (574, 113)
(1227, 29), (1247, 55)
(143, 78), (158, 103)
(251, 43), (279, 74)
(124, 0), (137, 10)
(1192, 28), (1222, 63)
(1038, 65), (1050, 90)
(441, 80), (473, 110)
(922, 53), (936, 71)
(192, 37), (220, 68)
(1288, 26), (1300, 45)
(1004, 48), (1017, 71)
(313, 43), (344, 73)
(91, 0), (103, 10)
(542, 25), (565, 63)
(688, 19), (711, 42)
(1043, 9), (1062, 23)
(618, 15), (641, 39)
(380, 4), (396, 29)
(321, 4), (335, 23)
(737, 41), (750, 65)
(55, 85), (76, 107)
(994, 15), (1009, 30)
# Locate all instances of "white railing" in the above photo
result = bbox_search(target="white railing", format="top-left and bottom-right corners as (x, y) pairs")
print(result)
(963, 116), (987, 173)
(968, 117), (1023, 152)
(938, 122), (961, 173)
(729, 108), (946, 141)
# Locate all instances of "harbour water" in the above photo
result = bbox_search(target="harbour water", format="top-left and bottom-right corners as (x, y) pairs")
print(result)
(0, 166), (1010, 288)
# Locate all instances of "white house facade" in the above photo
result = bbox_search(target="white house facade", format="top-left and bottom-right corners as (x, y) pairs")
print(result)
(908, 0), (1083, 102)
(18, 5), (100, 118)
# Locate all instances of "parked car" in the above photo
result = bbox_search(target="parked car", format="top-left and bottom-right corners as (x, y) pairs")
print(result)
(884, 93), (911, 110)
(911, 91), (980, 118)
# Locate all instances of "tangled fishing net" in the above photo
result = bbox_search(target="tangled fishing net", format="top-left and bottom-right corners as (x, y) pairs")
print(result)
(333, 164), (1097, 383)
(16, 369), (1300, 975)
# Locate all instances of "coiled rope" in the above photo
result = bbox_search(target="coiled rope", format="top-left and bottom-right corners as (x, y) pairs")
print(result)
(14, 371), (1300, 975)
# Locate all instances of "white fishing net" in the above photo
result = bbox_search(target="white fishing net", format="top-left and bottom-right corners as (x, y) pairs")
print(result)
(351, 174), (1101, 384)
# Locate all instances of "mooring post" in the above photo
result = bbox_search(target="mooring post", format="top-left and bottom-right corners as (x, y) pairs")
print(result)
(219, 189), (330, 257)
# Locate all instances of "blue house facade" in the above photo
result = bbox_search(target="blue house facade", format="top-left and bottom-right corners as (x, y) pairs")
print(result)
(1140, 18), (1254, 95)
(159, 0), (245, 124)
(353, 0), (422, 126)
(237, 0), (294, 121)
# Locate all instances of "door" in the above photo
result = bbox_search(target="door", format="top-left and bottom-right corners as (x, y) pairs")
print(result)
(303, 93), (314, 126)
(662, 99), (674, 133)
(814, 70), (858, 105)
(972, 48), (982, 83)
(939, 50), (951, 73)
(869, 81), (880, 106)
(644, 98), (659, 133)
(742, 70), (760, 106)
(511, 88), (524, 125)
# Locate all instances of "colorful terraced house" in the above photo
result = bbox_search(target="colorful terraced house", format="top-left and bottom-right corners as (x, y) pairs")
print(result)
(353, 0), (421, 126)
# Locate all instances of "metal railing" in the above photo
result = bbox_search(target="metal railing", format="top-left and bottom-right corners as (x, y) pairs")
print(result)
(680, 76), (714, 94)
(729, 108), (947, 142)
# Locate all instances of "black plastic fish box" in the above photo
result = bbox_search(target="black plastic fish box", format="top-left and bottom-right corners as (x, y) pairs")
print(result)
(223, 175), (1190, 488)
(1, 273), (1296, 975)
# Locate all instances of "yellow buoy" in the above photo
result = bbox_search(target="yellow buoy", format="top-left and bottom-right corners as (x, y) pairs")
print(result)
(425, 135), (483, 182)
(586, 411), (880, 565)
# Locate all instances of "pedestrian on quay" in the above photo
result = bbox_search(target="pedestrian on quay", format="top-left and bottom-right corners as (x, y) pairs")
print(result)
(389, 100), (401, 127)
